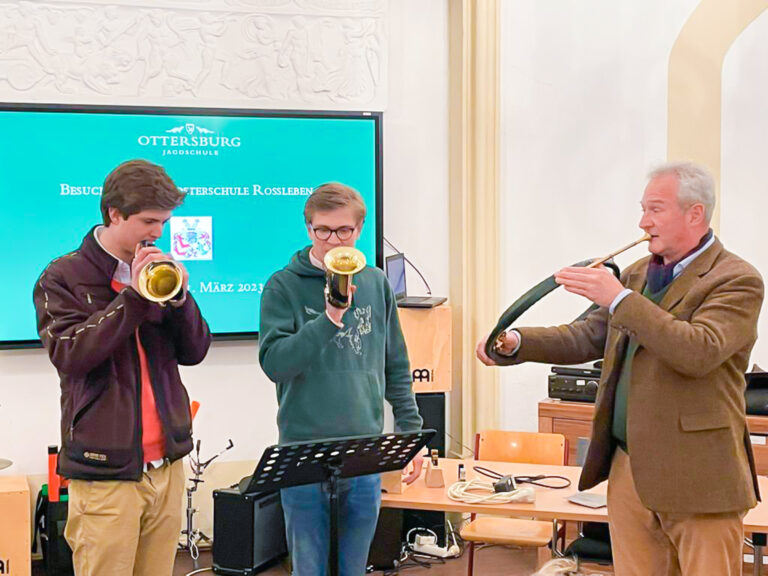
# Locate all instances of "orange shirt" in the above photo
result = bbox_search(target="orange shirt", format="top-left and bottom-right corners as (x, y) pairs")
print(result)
(111, 280), (165, 462)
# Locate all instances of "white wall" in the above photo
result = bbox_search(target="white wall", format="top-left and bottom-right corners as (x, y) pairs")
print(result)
(721, 11), (768, 366)
(385, 0), (449, 283)
(0, 0), (450, 539)
(499, 0), (706, 430)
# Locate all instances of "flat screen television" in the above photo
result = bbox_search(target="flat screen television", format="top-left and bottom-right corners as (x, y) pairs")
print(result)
(0, 104), (382, 347)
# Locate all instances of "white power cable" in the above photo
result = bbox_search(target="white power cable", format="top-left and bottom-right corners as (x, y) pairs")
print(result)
(405, 526), (438, 545)
(184, 568), (212, 576)
(447, 479), (536, 505)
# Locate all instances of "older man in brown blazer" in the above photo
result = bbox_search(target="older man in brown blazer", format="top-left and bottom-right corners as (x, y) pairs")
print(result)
(478, 161), (764, 576)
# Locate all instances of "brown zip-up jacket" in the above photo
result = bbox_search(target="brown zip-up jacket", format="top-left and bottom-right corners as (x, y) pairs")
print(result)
(33, 227), (211, 480)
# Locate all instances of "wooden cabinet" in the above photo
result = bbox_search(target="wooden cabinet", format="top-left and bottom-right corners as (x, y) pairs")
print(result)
(398, 306), (452, 393)
(538, 399), (594, 466)
(0, 476), (30, 576)
(539, 398), (768, 473)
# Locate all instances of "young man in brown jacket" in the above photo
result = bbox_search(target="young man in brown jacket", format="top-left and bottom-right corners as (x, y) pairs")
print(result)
(33, 159), (211, 576)
(478, 162), (763, 576)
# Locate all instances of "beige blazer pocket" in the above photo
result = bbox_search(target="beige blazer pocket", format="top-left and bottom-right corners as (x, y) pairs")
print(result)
(680, 411), (730, 432)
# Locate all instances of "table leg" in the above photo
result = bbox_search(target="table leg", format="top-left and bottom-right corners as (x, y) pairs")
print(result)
(754, 533), (767, 576)
(551, 519), (559, 558)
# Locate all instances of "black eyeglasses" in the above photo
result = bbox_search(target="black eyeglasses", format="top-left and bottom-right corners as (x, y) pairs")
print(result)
(309, 224), (356, 241)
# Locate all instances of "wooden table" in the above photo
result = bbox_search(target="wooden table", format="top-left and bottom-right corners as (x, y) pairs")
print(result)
(539, 398), (768, 473)
(381, 459), (768, 575)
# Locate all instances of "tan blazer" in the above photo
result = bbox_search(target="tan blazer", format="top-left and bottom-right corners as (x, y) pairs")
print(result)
(504, 238), (764, 514)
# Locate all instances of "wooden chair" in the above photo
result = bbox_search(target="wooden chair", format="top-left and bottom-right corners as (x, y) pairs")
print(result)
(459, 430), (567, 576)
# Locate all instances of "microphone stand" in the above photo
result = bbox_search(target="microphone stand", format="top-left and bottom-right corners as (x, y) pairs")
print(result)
(180, 438), (234, 569)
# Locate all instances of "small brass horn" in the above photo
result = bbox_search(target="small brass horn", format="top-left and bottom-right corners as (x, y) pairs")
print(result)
(137, 241), (184, 303)
(324, 247), (366, 308)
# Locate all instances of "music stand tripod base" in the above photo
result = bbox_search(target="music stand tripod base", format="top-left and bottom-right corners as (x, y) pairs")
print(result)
(243, 430), (435, 576)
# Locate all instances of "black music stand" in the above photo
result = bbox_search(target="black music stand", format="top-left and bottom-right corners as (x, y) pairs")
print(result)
(240, 429), (435, 576)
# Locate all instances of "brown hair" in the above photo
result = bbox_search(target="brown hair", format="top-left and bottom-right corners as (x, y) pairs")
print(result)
(304, 182), (367, 224)
(100, 159), (185, 225)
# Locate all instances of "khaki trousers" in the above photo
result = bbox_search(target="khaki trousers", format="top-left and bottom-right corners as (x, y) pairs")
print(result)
(65, 459), (185, 576)
(607, 447), (745, 576)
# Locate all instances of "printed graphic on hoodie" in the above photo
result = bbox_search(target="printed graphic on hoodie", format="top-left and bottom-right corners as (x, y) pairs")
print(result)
(303, 304), (373, 355)
(332, 305), (372, 355)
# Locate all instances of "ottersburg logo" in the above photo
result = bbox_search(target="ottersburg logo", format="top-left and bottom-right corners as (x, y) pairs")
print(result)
(137, 122), (241, 157)
(166, 122), (215, 135)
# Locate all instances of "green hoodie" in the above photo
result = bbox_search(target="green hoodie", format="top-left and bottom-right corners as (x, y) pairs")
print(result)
(259, 246), (423, 444)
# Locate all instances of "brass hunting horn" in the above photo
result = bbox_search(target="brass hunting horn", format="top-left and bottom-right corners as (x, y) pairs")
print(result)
(484, 233), (651, 362)
(137, 240), (184, 303)
(324, 246), (366, 308)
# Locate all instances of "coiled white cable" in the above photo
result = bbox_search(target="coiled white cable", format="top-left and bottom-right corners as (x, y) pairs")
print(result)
(447, 479), (536, 504)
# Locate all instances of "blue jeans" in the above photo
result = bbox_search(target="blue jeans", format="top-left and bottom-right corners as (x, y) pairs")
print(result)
(281, 474), (382, 576)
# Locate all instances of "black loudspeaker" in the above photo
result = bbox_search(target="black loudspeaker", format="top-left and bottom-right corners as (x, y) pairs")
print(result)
(212, 488), (288, 575)
(415, 393), (446, 457)
(368, 393), (447, 569)
(367, 508), (403, 570)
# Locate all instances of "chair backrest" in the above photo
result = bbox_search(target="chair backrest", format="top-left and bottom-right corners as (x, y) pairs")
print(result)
(475, 430), (566, 465)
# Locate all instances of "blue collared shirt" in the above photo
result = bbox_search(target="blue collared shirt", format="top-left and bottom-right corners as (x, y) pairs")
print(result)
(608, 234), (715, 314)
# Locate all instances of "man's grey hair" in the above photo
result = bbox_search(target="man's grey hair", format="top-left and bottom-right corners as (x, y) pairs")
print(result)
(648, 161), (716, 223)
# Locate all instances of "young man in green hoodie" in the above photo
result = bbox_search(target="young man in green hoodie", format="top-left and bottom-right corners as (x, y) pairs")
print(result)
(259, 182), (424, 576)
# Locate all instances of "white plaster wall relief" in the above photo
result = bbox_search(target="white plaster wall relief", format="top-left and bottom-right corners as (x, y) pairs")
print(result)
(0, 0), (387, 108)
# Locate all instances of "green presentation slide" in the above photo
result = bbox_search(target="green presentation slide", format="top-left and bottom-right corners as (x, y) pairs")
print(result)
(0, 106), (380, 344)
